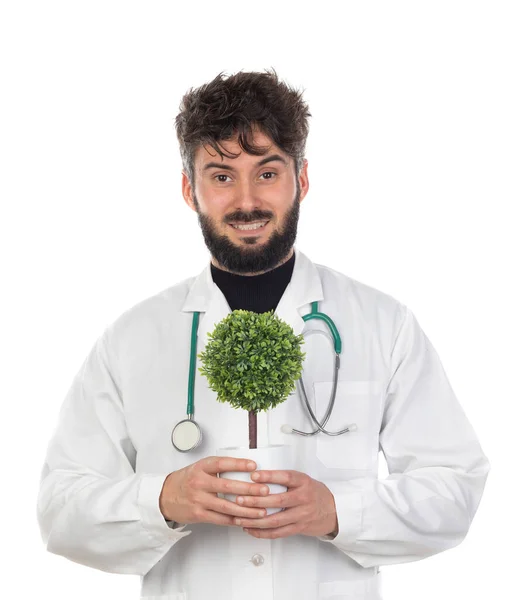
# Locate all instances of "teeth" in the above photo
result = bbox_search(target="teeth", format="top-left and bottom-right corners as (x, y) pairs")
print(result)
(232, 221), (268, 230)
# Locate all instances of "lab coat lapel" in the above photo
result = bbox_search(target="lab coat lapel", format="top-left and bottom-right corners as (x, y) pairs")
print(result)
(273, 248), (324, 334)
(181, 260), (231, 351)
(181, 247), (325, 347)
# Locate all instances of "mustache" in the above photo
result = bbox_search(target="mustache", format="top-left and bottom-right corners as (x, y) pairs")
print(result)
(225, 213), (273, 224)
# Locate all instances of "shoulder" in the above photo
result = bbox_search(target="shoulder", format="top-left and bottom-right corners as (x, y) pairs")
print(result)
(103, 274), (196, 349)
(311, 260), (409, 355)
(314, 260), (405, 320)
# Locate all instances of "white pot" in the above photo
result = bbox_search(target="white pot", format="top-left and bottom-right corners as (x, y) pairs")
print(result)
(216, 444), (292, 515)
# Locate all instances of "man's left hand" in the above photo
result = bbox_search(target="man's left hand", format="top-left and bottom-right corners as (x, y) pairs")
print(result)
(230, 469), (338, 539)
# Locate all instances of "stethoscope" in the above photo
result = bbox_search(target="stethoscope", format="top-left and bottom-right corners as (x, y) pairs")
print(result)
(171, 301), (357, 452)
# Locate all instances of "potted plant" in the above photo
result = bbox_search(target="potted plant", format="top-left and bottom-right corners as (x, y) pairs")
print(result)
(198, 309), (306, 514)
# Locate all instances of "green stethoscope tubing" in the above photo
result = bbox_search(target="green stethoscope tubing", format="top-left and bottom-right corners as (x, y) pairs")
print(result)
(187, 302), (341, 417)
(187, 310), (200, 417)
(302, 301), (342, 354)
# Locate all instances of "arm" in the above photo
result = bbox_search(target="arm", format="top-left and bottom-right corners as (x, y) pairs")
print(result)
(317, 305), (490, 567)
(36, 328), (191, 576)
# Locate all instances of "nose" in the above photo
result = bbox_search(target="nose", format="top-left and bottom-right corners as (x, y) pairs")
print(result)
(234, 178), (262, 213)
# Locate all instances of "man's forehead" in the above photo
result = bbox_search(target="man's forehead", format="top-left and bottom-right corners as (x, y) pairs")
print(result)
(196, 132), (288, 166)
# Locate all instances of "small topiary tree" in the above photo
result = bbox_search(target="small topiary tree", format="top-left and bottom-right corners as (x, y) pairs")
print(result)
(198, 309), (306, 449)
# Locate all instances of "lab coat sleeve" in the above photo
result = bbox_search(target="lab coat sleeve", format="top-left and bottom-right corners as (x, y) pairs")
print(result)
(317, 304), (490, 568)
(36, 328), (191, 576)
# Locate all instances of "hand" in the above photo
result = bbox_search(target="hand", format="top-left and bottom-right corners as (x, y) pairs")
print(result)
(159, 456), (272, 527)
(229, 469), (338, 539)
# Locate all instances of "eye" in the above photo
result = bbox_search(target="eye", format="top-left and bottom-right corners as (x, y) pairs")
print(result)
(259, 171), (276, 180)
(214, 174), (232, 183)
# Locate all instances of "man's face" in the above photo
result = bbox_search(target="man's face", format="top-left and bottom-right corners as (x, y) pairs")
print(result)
(182, 129), (309, 275)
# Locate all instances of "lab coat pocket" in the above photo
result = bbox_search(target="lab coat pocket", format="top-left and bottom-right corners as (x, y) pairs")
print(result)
(314, 380), (379, 471)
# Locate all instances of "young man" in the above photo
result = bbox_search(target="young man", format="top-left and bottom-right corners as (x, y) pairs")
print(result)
(37, 69), (490, 600)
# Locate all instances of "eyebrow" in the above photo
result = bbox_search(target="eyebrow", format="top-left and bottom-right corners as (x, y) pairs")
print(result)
(202, 153), (288, 173)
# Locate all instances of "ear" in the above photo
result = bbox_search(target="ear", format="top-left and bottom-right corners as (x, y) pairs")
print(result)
(182, 171), (197, 212)
(298, 158), (309, 203)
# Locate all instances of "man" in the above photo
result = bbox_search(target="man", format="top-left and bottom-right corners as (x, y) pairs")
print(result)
(37, 69), (490, 600)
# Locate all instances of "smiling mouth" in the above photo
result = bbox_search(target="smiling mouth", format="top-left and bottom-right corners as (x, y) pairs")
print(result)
(229, 220), (270, 232)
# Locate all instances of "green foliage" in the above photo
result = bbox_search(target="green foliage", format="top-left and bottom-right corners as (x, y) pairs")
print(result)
(198, 309), (306, 412)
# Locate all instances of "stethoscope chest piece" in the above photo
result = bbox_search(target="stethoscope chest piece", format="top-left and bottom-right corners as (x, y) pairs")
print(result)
(171, 418), (202, 452)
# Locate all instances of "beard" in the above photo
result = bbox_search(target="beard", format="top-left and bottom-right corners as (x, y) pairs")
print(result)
(192, 182), (301, 275)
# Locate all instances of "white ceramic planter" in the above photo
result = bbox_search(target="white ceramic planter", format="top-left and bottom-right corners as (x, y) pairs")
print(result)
(216, 444), (292, 515)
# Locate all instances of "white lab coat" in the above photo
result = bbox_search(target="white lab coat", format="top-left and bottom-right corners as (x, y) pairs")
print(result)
(37, 248), (490, 600)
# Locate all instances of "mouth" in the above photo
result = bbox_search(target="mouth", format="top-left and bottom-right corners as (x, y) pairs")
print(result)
(229, 220), (270, 234)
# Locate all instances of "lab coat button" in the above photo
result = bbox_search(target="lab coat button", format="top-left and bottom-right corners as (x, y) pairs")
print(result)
(250, 553), (264, 566)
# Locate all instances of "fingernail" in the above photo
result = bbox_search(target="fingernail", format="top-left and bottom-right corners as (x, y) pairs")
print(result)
(235, 518), (241, 526)
(252, 472), (260, 480)
(247, 461), (255, 469)
(261, 486), (268, 495)
(237, 497), (244, 504)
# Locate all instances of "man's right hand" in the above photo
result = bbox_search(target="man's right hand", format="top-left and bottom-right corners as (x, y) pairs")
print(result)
(159, 456), (270, 527)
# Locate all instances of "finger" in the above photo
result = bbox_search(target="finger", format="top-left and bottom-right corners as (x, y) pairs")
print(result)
(211, 475), (271, 498)
(204, 493), (268, 520)
(250, 469), (302, 487)
(244, 523), (300, 539)
(233, 490), (298, 510)
(202, 456), (257, 475)
(234, 505), (303, 529)
(200, 508), (242, 528)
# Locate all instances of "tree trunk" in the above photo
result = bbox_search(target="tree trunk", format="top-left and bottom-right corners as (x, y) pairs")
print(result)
(249, 409), (257, 449)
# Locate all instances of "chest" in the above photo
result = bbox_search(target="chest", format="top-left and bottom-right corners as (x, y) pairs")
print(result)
(121, 309), (387, 477)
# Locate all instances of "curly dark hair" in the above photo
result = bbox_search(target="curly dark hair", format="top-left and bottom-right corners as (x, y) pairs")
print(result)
(174, 68), (311, 189)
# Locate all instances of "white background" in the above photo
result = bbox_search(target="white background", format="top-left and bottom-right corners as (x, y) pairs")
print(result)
(1, 1), (513, 598)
